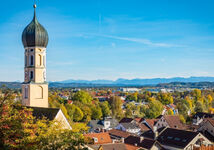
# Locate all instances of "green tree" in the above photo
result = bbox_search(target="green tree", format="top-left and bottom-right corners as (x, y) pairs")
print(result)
(194, 101), (204, 112)
(91, 106), (102, 120)
(72, 91), (92, 104)
(109, 96), (124, 119)
(99, 101), (111, 118)
(66, 104), (84, 122)
(125, 107), (133, 118)
(0, 89), (87, 150)
(146, 100), (163, 118)
(81, 105), (92, 122)
(157, 92), (173, 105)
(126, 92), (138, 101)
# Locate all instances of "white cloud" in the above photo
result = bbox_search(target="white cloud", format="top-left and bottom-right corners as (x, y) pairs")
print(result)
(98, 34), (184, 48)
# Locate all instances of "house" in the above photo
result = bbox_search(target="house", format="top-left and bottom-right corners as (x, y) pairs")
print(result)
(115, 118), (141, 134)
(86, 143), (140, 150)
(124, 135), (161, 150)
(88, 118), (119, 132)
(193, 112), (214, 125)
(28, 106), (72, 130)
(108, 129), (134, 143)
(157, 128), (212, 150)
(141, 127), (167, 140)
(84, 132), (112, 145)
(135, 118), (154, 132)
(166, 104), (178, 115)
(197, 118), (214, 142)
(155, 115), (184, 130)
(140, 118), (159, 131)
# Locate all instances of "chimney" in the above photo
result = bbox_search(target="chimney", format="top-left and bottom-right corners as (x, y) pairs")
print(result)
(121, 137), (124, 143)
(140, 136), (144, 143)
(154, 131), (158, 140)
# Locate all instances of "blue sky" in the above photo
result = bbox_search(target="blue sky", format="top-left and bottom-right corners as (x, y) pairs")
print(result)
(1, 0), (214, 81)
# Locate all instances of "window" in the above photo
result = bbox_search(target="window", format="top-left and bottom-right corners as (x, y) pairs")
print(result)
(43, 56), (46, 66)
(25, 55), (27, 66)
(30, 71), (33, 80)
(39, 54), (42, 66)
(24, 86), (28, 98)
(167, 136), (173, 139)
(93, 138), (98, 143)
(30, 55), (34, 66)
(30, 49), (34, 52)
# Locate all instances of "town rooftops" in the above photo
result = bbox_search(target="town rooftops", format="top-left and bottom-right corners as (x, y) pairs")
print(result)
(157, 128), (199, 149)
(120, 122), (140, 130)
(193, 112), (214, 119)
(84, 132), (112, 144)
(124, 136), (156, 149)
(27, 106), (60, 120)
(206, 118), (214, 127)
(141, 127), (167, 140)
(87, 143), (138, 150)
(108, 129), (133, 139)
(120, 118), (134, 123)
(144, 119), (158, 129)
(162, 115), (184, 129)
(88, 118), (119, 131)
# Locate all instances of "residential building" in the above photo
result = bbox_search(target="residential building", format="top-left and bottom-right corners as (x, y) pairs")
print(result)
(193, 112), (214, 125)
(157, 128), (212, 150)
(124, 135), (161, 150)
(108, 129), (134, 143)
(88, 118), (119, 132)
(84, 132), (112, 145)
(115, 118), (141, 134)
(155, 115), (185, 130)
(197, 118), (214, 142)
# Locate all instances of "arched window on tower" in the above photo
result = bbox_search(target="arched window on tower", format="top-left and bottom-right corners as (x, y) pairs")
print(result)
(39, 54), (42, 66)
(24, 86), (28, 98)
(25, 55), (27, 66)
(30, 71), (33, 80)
(30, 55), (34, 66)
(43, 55), (46, 67)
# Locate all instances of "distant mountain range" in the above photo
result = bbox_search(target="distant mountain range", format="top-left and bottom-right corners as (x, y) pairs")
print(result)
(2, 77), (214, 88)
(58, 76), (214, 85)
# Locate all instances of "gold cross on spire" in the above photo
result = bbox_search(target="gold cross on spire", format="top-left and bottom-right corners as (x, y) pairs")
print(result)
(33, 0), (37, 8)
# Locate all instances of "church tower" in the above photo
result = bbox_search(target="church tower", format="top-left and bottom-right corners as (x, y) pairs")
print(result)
(21, 4), (49, 108)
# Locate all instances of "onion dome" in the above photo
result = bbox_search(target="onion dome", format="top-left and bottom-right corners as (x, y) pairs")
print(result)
(22, 4), (48, 48)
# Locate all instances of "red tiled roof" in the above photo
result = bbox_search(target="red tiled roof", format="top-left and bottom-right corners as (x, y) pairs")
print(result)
(120, 118), (134, 123)
(206, 118), (214, 127)
(134, 118), (142, 123)
(84, 132), (112, 144)
(108, 129), (132, 138)
(163, 115), (184, 129)
(145, 119), (158, 128)
(138, 123), (150, 132)
(125, 144), (140, 150)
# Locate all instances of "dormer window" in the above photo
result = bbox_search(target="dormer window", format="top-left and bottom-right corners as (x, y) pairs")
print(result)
(93, 138), (98, 143)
